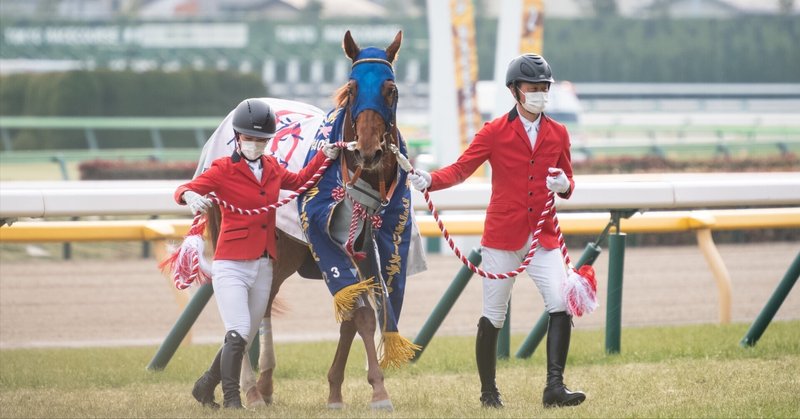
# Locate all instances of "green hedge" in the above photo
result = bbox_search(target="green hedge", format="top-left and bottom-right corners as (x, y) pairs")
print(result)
(539, 17), (800, 82)
(0, 70), (265, 149)
(78, 159), (196, 180)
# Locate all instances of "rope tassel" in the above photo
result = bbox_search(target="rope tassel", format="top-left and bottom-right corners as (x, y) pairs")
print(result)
(563, 265), (599, 317)
(332, 279), (379, 322)
(379, 332), (422, 369)
(158, 215), (211, 290)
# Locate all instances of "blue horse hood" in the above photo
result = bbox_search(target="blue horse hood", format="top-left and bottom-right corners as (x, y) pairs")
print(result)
(349, 47), (396, 124)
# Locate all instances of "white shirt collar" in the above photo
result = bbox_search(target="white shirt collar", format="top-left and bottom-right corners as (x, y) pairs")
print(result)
(247, 158), (263, 180)
(519, 110), (542, 134)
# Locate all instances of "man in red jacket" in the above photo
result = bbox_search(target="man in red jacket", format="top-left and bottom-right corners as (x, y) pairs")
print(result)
(176, 99), (339, 409)
(410, 54), (585, 408)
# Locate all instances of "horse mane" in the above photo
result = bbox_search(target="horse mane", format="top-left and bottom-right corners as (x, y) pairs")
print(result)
(332, 83), (349, 109)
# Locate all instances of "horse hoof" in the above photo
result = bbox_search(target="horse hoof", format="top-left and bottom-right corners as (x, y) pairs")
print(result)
(370, 399), (394, 412)
(327, 402), (345, 410)
(245, 386), (267, 409)
(256, 373), (273, 405)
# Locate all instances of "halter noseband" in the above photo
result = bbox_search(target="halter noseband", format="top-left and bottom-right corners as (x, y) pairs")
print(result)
(351, 57), (394, 69)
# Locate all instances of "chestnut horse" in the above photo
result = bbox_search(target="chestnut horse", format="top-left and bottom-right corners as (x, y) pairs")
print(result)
(200, 31), (422, 411)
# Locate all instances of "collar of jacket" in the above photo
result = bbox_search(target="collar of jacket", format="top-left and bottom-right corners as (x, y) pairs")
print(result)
(507, 105), (548, 123)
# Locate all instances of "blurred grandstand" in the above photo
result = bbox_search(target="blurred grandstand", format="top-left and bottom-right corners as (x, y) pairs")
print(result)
(1, 0), (798, 160)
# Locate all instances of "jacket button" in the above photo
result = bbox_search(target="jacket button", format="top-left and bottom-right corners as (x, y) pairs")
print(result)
(530, 159), (534, 164)
(528, 175), (533, 180)
(528, 191), (533, 196)
(260, 191), (265, 195)
(528, 208), (532, 212)
(261, 224), (267, 229)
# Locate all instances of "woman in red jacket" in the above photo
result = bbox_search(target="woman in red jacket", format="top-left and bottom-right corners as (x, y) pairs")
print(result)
(410, 54), (585, 409)
(177, 99), (339, 409)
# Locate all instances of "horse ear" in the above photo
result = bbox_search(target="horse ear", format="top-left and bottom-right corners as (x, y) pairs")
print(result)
(385, 31), (402, 63)
(342, 30), (360, 61)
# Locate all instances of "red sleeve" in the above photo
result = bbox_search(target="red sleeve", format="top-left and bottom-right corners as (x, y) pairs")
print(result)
(556, 128), (575, 199)
(428, 125), (493, 191)
(174, 159), (224, 204)
(278, 152), (326, 191)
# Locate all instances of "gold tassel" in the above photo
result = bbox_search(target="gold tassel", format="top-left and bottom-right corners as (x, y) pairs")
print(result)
(332, 278), (379, 323)
(379, 332), (422, 369)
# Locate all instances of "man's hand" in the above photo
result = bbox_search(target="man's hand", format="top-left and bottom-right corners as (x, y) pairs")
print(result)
(322, 143), (340, 160)
(546, 167), (570, 194)
(183, 190), (213, 215)
(408, 169), (432, 191)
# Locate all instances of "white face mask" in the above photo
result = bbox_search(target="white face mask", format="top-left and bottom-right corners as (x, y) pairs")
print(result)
(519, 89), (548, 114)
(239, 140), (266, 161)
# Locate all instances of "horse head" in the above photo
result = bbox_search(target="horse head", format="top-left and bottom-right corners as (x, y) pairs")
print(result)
(337, 30), (402, 182)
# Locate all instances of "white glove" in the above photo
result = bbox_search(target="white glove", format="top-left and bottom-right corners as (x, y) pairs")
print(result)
(546, 167), (570, 194)
(408, 169), (432, 191)
(183, 190), (212, 215)
(322, 143), (340, 160)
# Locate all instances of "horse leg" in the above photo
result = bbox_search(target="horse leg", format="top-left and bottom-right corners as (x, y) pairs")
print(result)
(240, 345), (265, 408)
(352, 304), (392, 410)
(254, 231), (308, 404)
(327, 318), (358, 408)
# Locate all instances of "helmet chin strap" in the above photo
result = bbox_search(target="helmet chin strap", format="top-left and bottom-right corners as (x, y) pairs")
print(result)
(240, 151), (261, 163)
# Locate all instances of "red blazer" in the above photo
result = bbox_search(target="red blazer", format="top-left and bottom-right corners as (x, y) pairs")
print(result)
(429, 107), (575, 251)
(175, 151), (326, 261)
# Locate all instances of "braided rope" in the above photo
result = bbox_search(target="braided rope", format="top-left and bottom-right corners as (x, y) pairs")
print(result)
(422, 187), (555, 279)
(209, 141), (348, 214)
(408, 164), (596, 315)
(342, 195), (384, 261)
(387, 144), (573, 279)
(166, 141), (349, 290)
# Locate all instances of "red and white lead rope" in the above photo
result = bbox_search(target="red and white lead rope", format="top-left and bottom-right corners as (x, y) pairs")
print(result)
(424, 187), (555, 280)
(343, 196), (383, 261)
(390, 145), (598, 316)
(160, 142), (350, 290)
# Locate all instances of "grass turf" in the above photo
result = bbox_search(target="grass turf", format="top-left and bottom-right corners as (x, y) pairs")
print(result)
(1, 321), (798, 418)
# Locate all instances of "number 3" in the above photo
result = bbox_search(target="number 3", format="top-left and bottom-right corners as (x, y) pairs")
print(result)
(330, 267), (340, 278)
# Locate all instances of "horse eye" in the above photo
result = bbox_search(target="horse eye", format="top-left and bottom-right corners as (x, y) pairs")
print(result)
(384, 83), (397, 106)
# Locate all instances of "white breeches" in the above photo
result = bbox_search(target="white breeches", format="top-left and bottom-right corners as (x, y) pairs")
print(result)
(481, 235), (568, 328)
(211, 258), (273, 344)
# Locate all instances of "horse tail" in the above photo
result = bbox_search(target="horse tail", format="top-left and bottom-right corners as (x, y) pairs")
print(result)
(269, 295), (290, 317)
(206, 204), (222, 250)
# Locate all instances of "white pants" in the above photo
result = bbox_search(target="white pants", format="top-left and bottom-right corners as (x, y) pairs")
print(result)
(211, 258), (273, 344)
(481, 235), (568, 328)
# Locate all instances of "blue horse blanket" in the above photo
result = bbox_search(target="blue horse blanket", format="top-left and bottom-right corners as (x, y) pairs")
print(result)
(300, 107), (419, 367)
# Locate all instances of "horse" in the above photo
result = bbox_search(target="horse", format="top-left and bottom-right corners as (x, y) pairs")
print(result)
(195, 30), (425, 410)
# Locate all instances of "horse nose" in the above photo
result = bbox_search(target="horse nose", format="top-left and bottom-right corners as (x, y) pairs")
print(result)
(370, 149), (383, 165)
(353, 147), (382, 167)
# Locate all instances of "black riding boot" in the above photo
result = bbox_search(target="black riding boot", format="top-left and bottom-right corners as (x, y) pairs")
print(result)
(542, 311), (586, 408)
(220, 330), (246, 409)
(192, 346), (223, 408)
(476, 316), (504, 408)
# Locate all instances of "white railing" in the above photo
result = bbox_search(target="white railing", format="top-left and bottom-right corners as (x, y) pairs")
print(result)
(2, 172), (798, 219)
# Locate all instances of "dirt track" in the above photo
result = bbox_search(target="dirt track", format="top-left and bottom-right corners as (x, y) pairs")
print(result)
(0, 242), (798, 349)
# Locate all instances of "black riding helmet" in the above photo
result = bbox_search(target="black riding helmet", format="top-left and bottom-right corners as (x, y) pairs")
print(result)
(232, 99), (276, 138)
(505, 53), (555, 87)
